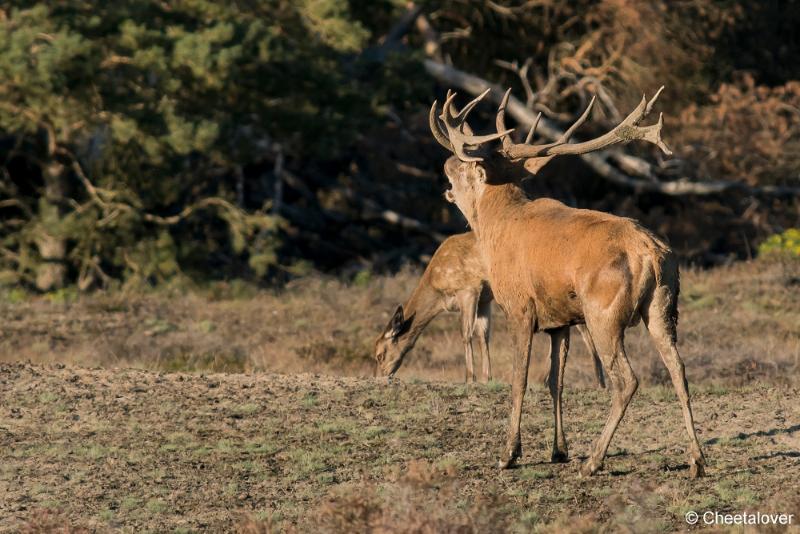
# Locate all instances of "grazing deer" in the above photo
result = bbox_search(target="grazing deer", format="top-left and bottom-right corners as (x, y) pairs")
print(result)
(428, 87), (706, 478)
(374, 232), (607, 387)
(374, 232), (493, 383)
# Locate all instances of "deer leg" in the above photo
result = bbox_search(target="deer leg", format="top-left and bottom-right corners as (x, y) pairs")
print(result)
(580, 327), (638, 477)
(475, 288), (493, 383)
(577, 324), (605, 388)
(498, 313), (534, 469)
(457, 291), (478, 384)
(548, 326), (570, 463)
(645, 287), (707, 478)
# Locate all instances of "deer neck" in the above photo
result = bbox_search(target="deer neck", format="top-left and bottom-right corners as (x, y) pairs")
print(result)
(473, 182), (528, 238)
(397, 273), (445, 350)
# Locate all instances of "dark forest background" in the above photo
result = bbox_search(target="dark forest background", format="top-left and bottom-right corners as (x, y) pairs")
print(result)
(1, 0), (799, 293)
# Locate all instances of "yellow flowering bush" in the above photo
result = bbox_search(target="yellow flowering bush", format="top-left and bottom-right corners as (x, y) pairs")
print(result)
(758, 228), (800, 259)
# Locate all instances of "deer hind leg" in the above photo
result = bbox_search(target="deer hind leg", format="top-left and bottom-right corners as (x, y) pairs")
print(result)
(475, 287), (493, 383)
(457, 291), (478, 383)
(577, 324), (606, 388)
(645, 285), (707, 478)
(548, 326), (570, 463)
(580, 324), (638, 477)
(498, 311), (534, 469)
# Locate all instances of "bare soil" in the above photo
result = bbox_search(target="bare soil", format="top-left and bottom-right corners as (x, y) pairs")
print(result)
(2, 363), (799, 532)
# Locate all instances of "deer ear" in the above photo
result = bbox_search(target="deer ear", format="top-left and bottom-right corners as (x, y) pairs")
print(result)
(523, 155), (555, 175)
(385, 305), (405, 338)
(474, 165), (487, 183)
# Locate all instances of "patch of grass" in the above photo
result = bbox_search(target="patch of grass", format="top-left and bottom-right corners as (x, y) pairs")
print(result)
(76, 444), (115, 460)
(363, 426), (389, 440)
(643, 385), (674, 403)
(145, 498), (167, 514)
(237, 460), (259, 474)
(518, 468), (554, 481)
(699, 383), (730, 396)
(215, 439), (237, 454)
(120, 496), (140, 511)
(485, 380), (505, 392)
(197, 319), (216, 333)
(38, 391), (59, 404)
(715, 480), (759, 507)
(244, 440), (278, 455)
(224, 481), (239, 497)
(318, 419), (358, 435)
(302, 393), (318, 408)
(98, 509), (114, 522)
(592, 486), (613, 498)
(434, 456), (462, 473)
(156, 348), (247, 373)
(287, 449), (330, 480)
(516, 511), (540, 529)
(234, 403), (261, 416)
(316, 472), (336, 484)
(451, 385), (468, 398)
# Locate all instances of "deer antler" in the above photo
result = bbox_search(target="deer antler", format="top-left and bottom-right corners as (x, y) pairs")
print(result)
(497, 86), (672, 174)
(429, 89), (513, 162)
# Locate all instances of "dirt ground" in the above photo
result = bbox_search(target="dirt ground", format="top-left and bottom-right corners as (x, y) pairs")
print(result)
(2, 362), (799, 532)
(1, 260), (798, 531)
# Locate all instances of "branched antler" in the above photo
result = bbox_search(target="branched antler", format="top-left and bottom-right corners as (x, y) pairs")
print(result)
(430, 85), (671, 175)
(429, 88), (513, 162)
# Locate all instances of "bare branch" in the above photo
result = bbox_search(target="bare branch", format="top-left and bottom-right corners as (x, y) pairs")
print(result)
(423, 59), (800, 197)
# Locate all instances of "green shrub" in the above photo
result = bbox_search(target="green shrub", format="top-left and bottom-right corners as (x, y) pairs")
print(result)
(758, 228), (800, 259)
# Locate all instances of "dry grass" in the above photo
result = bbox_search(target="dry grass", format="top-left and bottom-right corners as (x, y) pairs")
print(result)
(1, 260), (798, 388)
(1, 364), (798, 531)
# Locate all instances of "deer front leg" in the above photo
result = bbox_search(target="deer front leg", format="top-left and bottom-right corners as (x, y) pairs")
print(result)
(498, 313), (534, 469)
(548, 327), (570, 463)
(457, 291), (479, 383)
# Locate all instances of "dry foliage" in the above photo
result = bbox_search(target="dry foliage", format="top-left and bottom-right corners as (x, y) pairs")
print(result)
(313, 460), (508, 533)
(674, 73), (800, 186)
(19, 510), (88, 534)
(429, 0), (742, 116)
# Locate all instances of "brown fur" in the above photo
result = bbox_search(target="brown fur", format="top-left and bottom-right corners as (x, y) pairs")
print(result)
(442, 155), (706, 478)
(374, 232), (607, 386)
(373, 232), (493, 383)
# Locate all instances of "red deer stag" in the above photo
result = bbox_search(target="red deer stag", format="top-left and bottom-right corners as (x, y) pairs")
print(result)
(374, 232), (606, 386)
(428, 87), (706, 477)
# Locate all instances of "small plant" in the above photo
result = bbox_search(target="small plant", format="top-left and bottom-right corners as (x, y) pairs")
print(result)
(758, 228), (800, 259)
(145, 499), (167, 514)
(485, 380), (505, 393)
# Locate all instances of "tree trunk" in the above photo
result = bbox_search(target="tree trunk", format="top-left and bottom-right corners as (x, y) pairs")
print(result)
(35, 161), (67, 291)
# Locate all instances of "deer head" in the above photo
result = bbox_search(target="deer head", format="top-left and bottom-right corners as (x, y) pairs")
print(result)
(373, 305), (415, 377)
(429, 87), (672, 226)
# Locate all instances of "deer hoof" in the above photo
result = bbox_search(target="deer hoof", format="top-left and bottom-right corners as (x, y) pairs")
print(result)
(689, 459), (706, 479)
(551, 449), (569, 463)
(579, 459), (601, 477)
(497, 455), (518, 469)
(498, 444), (522, 469)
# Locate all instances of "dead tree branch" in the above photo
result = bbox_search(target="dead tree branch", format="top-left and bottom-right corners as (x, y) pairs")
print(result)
(423, 60), (800, 197)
